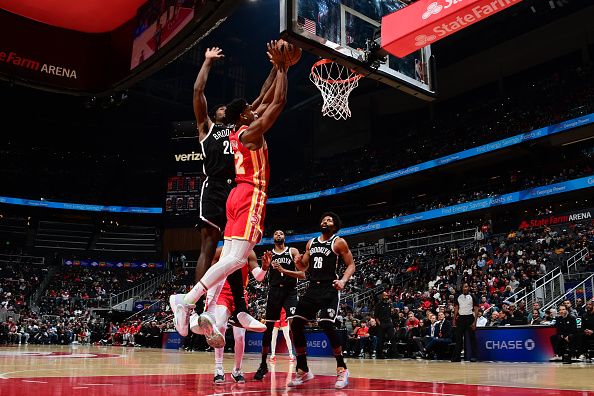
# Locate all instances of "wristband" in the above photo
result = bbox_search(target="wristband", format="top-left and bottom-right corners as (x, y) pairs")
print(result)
(251, 267), (267, 281)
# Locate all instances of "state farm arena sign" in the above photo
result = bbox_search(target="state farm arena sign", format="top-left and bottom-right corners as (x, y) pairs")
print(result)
(518, 208), (593, 229)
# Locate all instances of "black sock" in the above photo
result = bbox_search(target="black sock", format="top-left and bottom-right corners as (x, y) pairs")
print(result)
(335, 353), (347, 369)
(261, 353), (267, 365)
(227, 269), (247, 313)
(296, 354), (309, 372)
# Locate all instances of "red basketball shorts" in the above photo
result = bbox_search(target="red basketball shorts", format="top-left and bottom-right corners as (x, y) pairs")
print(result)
(224, 183), (267, 244)
(216, 284), (247, 313)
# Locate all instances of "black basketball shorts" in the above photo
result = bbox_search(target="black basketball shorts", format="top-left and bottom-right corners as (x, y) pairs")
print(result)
(198, 177), (234, 232)
(265, 286), (299, 321)
(293, 282), (340, 323)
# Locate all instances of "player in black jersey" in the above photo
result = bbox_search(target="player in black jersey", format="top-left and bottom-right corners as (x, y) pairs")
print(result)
(288, 212), (355, 389)
(182, 47), (272, 339)
(254, 230), (304, 381)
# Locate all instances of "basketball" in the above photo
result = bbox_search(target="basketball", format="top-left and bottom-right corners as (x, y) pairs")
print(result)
(277, 39), (302, 66)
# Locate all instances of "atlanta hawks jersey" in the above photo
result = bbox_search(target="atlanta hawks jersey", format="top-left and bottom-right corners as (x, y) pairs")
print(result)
(229, 125), (269, 190)
(308, 235), (340, 282)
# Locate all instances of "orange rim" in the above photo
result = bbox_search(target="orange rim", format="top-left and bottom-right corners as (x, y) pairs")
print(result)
(310, 59), (363, 84)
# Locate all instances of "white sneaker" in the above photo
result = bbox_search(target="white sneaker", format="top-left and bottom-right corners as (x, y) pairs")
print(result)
(237, 312), (266, 332)
(335, 369), (349, 389)
(169, 294), (194, 337)
(288, 370), (314, 387)
(214, 368), (225, 385)
(231, 369), (246, 384)
(189, 313), (204, 335)
(199, 312), (225, 348)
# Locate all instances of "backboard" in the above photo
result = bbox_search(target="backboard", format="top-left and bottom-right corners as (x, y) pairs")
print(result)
(280, 0), (437, 100)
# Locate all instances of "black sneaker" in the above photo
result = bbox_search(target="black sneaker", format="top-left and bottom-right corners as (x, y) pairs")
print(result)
(253, 363), (268, 380)
(231, 370), (246, 384)
(213, 369), (225, 385)
(227, 313), (244, 329)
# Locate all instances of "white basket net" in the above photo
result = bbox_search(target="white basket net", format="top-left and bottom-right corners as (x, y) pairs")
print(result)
(310, 59), (363, 120)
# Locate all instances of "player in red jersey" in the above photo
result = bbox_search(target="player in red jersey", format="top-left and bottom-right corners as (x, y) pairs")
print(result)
(270, 308), (295, 362)
(170, 41), (291, 339)
(189, 246), (271, 384)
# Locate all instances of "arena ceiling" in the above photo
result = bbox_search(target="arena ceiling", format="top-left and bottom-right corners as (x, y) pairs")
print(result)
(0, 0), (146, 33)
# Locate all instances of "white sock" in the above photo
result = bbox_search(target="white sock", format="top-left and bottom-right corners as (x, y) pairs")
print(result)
(205, 280), (225, 316)
(271, 326), (279, 355)
(282, 325), (293, 355)
(215, 344), (224, 369)
(233, 326), (246, 371)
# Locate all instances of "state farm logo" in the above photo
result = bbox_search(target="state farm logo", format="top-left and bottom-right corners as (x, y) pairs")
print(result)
(422, 2), (443, 19)
(422, 0), (464, 20)
(415, 34), (437, 46)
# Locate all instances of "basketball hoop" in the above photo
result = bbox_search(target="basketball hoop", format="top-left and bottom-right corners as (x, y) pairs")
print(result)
(310, 59), (363, 120)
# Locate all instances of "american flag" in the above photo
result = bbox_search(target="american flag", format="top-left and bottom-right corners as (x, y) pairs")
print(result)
(297, 16), (316, 35)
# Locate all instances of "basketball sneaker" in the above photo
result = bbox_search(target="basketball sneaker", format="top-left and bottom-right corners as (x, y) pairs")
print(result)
(213, 368), (225, 385)
(237, 312), (267, 332)
(198, 312), (225, 348)
(231, 369), (246, 384)
(253, 363), (268, 380)
(169, 294), (194, 337)
(335, 368), (349, 389)
(189, 313), (204, 335)
(288, 370), (314, 387)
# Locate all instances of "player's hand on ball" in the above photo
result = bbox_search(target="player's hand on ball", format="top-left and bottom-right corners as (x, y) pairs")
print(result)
(205, 47), (224, 60)
(267, 40), (286, 70)
(333, 279), (346, 290)
(261, 251), (272, 271)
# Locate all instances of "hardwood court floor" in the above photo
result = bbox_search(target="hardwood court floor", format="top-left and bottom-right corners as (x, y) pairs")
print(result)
(0, 345), (593, 395)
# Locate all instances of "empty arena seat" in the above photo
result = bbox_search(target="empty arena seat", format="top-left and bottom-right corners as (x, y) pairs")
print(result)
(34, 221), (93, 250)
(94, 225), (158, 254)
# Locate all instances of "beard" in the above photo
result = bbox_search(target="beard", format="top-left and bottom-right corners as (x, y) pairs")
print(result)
(320, 225), (332, 235)
(274, 238), (285, 245)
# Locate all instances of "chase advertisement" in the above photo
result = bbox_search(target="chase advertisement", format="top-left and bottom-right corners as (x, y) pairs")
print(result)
(468, 326), (556, 362)
(245, 331), (334, 357)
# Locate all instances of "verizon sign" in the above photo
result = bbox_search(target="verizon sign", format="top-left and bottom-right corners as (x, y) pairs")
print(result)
(382, 0), (523, 58)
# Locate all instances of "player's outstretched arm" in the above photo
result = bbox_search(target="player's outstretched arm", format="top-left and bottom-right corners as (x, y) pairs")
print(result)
(193, 47), (224, 137)
(240, 44), (288, 150)
(295, 240), (312, 273)
(250, 250), (269, 282)
(332, 238), (355, 291)
(251, 64), (277, 112)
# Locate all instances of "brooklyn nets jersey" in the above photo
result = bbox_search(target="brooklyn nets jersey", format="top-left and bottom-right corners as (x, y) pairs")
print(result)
(308, 235), (340, 282)
(269, 247), (297, 288)
(200, 123), (235, 180)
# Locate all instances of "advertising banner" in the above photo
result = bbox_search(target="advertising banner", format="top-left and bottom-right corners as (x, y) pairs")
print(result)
(518, 208), (593, 229)
(467, 326), (556, 362)
(246, 330), (340, 357)
(62, 259), (164, 269)
(382, 0), (523, 58)
(162, 331), (183, 350)
(259, 176), (594, 245)
(268, 113), (594, 204)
